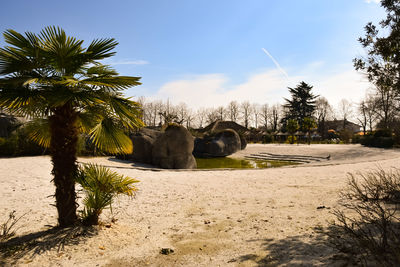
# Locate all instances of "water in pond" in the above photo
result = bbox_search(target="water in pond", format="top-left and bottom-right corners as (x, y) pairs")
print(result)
(195, 157), (298, 169)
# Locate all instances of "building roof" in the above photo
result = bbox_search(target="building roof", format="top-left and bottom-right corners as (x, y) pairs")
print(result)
(197, 120), (248, 133)
(325, 119), (361, 132)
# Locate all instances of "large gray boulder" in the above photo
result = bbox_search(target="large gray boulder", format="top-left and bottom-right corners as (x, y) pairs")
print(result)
(130, 128), (162, 164)
(193, 129), (241, 157)
(152, 124), (196, 169)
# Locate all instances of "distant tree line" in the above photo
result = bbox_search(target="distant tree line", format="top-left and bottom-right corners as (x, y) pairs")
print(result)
(138, 80), (390, 139)
(139, 68), (400, 145)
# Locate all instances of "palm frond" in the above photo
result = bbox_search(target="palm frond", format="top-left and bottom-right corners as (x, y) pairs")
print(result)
(0, 76), (37, 87)
(0, 29), (43, 75)
(76, 163), (139, 196)
(110, 174), (139, 196)
(0, 47), (35, 74)
(0, 86), (49, 117)
(86, 65), (118, 76)
(108, 96), (144, 129)
(39, 26), (85, 75)
(24, 118), (51, 148)
(43, 85), (102, 109)
(3, 29), (34, 50)
(81, 76), (141, 90)
(58, 76), (80, 86)
(89, 118), (133, 154)
(76, 110), (102, 134)
(85, 38), (118, 61)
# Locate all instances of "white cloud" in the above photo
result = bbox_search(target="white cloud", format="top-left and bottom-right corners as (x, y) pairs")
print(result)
(310, 69), (371, 107)
(149, 70), (302, 109)
(148, 66), (371, 111)
(154, 74), (227, 109)
(365, 0), (380, 3)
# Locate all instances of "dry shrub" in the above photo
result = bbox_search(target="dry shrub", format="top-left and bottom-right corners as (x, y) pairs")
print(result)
(328, 168), (400, 266)
(0, 211), (25, 241)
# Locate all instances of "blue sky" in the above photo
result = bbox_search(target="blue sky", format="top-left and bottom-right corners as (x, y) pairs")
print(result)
(0, 0), (385, 109)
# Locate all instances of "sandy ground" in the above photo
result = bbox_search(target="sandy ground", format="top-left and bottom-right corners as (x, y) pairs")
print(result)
(1, 144), (400, 266)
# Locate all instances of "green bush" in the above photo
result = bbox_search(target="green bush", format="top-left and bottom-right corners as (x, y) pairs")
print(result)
(262, 134), (273, 144)
(351, 134), (362, 144)
(360, 130), (395, 148)
(286, 135), (297, 144)
(0, 128), (45, 157)
(374, 129), (392, 138)
(75, 163), (139, 225)
(0, 137), (16, 156)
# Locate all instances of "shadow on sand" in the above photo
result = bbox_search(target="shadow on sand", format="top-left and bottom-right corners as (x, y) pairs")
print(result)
(237, 226), (351, 266)
(0, 225), (97, 265)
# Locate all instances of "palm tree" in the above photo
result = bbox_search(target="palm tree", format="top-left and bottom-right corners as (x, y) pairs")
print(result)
(75, 163), (139, 225)
(0, 27), (143, 227)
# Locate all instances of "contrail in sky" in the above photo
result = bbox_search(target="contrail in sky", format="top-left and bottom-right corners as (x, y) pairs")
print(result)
(261, 48), (289, 80)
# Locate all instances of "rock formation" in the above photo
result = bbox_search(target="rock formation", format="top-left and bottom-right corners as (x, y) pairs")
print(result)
(130, 128), (162, 164)
(152, 124), (196, 169)
(193, 129), (241, 157)
(129, 125), (196, 169)
(193, 120), (248, 150)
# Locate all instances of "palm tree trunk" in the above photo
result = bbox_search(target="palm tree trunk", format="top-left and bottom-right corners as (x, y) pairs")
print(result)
(50, 104), (79, 227)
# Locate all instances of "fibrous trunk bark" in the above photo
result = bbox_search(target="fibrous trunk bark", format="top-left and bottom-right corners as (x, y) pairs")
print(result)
(50, 104), (78, 227)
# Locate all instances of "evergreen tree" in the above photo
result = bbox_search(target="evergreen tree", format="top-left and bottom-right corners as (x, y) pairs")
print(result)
(283, 81), (318, 131)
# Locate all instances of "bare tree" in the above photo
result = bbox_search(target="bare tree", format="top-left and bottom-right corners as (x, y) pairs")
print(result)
(241, 101), (252, 128)
(364, 95), (377, 132)
(216, 106), (226, 121)
(260, 103), (269, 129)
(186, 112), (194, 129)
(142, 102), (154, 126)
(373, 85), (398, 129)
(357, 94), (381, 134)
(137, 96), (146, 125)
(196, 108), (208, 128)
(156, 99), (180, 125)
(176, 102), (189, 125)
(338, 99), (353, 129)
(227, 101), (240, 122)
(358, 100), (368, 135)
(269, 104), (281, 132)
(151, 100), (162, 126)
(206, 108), (219, 125)
(252, 103), (260, 128)
(315, 97), (332, 139)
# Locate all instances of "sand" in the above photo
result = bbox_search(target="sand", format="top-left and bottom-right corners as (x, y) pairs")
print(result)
(1, 144), (400, 266)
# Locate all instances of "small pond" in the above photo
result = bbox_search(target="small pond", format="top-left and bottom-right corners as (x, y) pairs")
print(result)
(195, 157), (298, 169)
